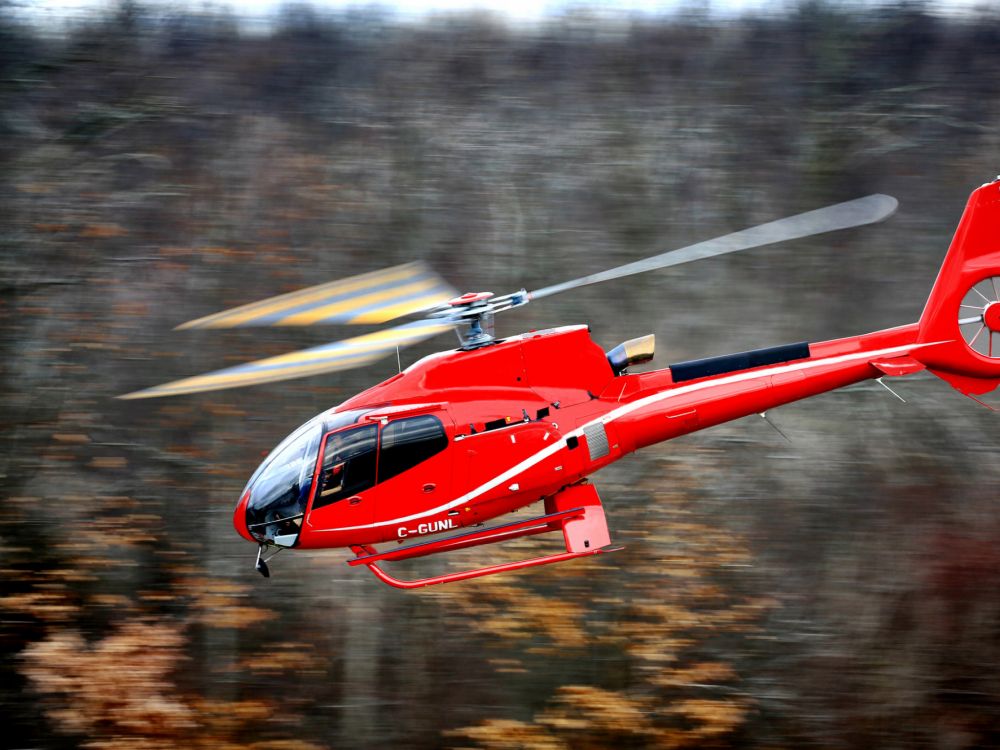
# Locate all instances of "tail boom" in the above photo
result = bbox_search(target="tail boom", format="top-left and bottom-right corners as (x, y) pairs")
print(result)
(609, 323), (930, 453)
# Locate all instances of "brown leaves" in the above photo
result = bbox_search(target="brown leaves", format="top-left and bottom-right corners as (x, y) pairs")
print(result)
(192, 698), (272, 736)
(431, 578), (591, 648)
(80, 223), (129, 238)
(450, 685), (748, 749)
(90, 456), (128, 469)
(447, 466), (771, 748)
(22, 621), (196, 740)
(542, 685), (656, 735)
(184, 577), (270, 630)
(665, 699), (748, 740)
(20, 620), (328, 750)
(0, 592), (80, 623)
(448, 719), (570, 750)
(238, 641), (317, 675)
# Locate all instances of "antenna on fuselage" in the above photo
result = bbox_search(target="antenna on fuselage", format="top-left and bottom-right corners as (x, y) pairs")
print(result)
(759, 412), (792, 443)
(875, 377), (907, 403)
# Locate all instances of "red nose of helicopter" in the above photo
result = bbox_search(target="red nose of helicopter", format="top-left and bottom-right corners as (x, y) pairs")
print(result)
(233, 489), (255, 543)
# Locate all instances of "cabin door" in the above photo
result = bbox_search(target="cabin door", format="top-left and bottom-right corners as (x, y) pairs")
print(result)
(371, 411), (455, 541)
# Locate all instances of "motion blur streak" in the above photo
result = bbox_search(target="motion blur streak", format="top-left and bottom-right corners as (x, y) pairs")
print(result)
(4, 2), (1000, 749)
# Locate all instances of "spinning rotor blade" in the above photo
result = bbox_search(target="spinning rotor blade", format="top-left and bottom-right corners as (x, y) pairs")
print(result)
(529, 194), (898, 300)
(177, 262), (455, 329)
(119, 319), (452, 399)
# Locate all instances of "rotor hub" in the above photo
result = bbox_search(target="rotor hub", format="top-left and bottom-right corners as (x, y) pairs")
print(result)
(449, 292), (494, 307)
(985, 301), (1000, 332)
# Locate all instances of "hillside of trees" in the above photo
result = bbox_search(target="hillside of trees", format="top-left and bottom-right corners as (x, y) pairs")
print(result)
(4, 2), (1000, 747)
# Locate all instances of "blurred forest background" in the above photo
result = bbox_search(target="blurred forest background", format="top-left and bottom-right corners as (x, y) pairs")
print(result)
(4, 0), (1000, 747)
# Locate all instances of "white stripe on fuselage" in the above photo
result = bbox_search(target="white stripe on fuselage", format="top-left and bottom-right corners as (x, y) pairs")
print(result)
(322, 343), (920, 532)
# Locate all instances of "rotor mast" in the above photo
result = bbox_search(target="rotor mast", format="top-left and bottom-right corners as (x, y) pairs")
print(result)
(430, 290), (530, 349)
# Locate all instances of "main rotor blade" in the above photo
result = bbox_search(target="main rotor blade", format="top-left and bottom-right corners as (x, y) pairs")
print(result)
(529, 194), (898, 301)
(119, 319), (452, 399)
(177, 261), (456, 329)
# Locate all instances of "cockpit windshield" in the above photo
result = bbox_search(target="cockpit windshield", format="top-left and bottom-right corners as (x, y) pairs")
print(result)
(243, 408), (372, 545)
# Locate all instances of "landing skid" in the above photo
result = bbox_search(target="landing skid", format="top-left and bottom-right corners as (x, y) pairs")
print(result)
(348, 483), (622, 589)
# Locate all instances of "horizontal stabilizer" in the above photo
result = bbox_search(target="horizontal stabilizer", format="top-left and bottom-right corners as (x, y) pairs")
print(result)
(870, 356), (926, 377)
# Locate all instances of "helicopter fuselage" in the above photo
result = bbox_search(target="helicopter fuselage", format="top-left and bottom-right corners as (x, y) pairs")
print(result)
(234, 320), (927, 553)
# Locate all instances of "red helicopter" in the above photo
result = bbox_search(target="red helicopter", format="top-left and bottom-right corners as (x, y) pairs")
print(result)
(122, 179), (1000, 588)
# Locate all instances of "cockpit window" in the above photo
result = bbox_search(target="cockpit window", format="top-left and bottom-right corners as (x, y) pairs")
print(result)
(313, 424), (378, 510)
(378, 415), (447, 483)
(243, 407), (373, 543)
(245, 421), (322, 542)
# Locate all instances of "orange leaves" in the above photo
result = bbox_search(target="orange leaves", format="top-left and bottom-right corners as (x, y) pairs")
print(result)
(424, 553), (592, 648)
(665, 698), (749, 740)
(0, 592), (80, 623)
(75, 512), (161, 548)
(543, 685), (656, 735)
(80, 223), (129, 238)
(90, 456), (128, 469)
(452, 686), (746, 749)
(52, 432), (91, 444)
(200, 246), (255, 262)
(447, 719), (570, 750)
(192, 698), (272, 735)
(22, 621), (196, 739)
(447, 461), (773, 749)
(651, 661), (736, 690)
(19, 619), (327, 749)
(464, 685), (750, 750)
(239, 642), (319, 676)
(184, 577), (270, 630)
(111, 301), (149, 318)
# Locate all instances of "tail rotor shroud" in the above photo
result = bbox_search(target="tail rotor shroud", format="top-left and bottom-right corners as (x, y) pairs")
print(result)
(958, 276), (1000, 359)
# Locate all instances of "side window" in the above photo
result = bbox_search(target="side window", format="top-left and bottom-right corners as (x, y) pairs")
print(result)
(379, 415), (448, 483)
(313, 424), (377, 510)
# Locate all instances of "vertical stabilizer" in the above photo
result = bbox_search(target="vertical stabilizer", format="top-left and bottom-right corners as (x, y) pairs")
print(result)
(916, 178), (1000, 396)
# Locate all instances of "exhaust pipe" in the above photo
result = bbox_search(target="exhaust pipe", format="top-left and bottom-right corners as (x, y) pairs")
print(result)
(606, 334), (655, 375)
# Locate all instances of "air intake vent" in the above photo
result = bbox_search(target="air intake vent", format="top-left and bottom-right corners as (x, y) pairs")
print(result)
(583, 423), (610, 461)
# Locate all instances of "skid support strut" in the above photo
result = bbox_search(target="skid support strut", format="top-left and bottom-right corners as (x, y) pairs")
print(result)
(348, 483), (621, 589)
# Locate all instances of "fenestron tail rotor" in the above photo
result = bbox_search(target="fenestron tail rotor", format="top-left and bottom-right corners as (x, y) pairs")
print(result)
(121, 192), (899, 399)
(958, 276), (1000, 358)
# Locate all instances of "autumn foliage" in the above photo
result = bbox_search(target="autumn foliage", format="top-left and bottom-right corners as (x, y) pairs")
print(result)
(5, 2), (1000, 748)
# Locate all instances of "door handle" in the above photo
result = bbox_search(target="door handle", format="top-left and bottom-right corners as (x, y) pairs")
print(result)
(422, 483), (436, 493)
(348, 495), (363, 505)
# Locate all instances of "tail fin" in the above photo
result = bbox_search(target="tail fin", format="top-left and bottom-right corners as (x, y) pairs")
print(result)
(917, 178), (1000, 397)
